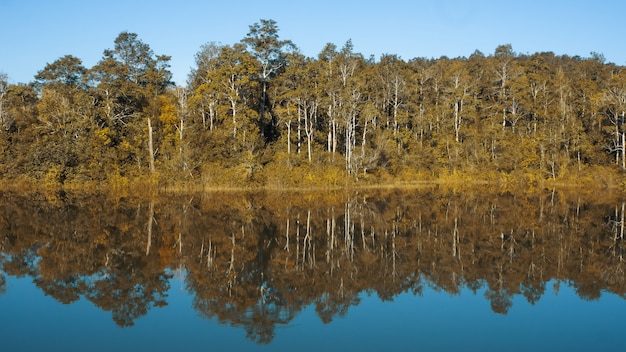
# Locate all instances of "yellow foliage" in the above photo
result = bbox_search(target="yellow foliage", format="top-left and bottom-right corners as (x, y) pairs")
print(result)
(95, 127), (112, 147)
(322, 166), (344, 187)
(43, 165), (63, 188)
(158, 95), (178, 126)
(118, 140), (134, 159)
(107, 170), (129, 190)
(395, 166), (421, 183)
(304, 172), (315, 183)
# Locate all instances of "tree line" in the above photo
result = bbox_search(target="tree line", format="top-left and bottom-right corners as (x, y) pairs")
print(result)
(1, 19), (625, 189)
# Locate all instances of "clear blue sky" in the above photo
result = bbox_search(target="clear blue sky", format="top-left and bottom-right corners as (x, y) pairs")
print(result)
(1, 0), (624, 86)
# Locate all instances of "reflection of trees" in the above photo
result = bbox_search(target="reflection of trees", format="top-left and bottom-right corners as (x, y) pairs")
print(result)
(0, 193), (172, 327)
(0, 251), (5, 296)
(314, 291), (361, 324)
(82, 252), (171, 327)
(193, 296), (296, 344)
(0, 189), (625, 341)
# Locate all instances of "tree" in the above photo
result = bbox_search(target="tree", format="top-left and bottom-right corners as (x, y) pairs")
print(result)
(334, 40), (365, 176)
(35, 55), (87, 89)
(34, 55), (90, 135)
(318, 43), (341, 155)
(89, 32), (172, 126)
(493, 44), (519, 129)
(603, 71), (626, 170)
(88, 32), (173, 176)
(375, 54), (409, 141)
(188, 42), (223, 89)
(188, 42), (224, 130)
(0, 73), (8, 130)
(444, 58), (472, 143)
(205, 44), (259, 142)
(242, 19), (296, 142)
(272, 51), (309, 156)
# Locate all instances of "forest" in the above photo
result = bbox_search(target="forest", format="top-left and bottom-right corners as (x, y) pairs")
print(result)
(1, 19), (626, 190)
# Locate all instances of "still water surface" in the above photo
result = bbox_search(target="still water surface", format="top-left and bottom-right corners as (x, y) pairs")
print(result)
(1, 275), (624, 351)
(0, 189), (624, 351)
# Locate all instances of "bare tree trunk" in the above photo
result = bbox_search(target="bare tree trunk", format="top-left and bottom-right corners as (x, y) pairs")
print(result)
(176, 87), (187, 156)
(303, 209), (312, 267)
(619, 202), (625, 240)
(332, 118), (337, 153)
(285, 121), (291, 154)
(227, 233), (236, 275)
(306, 129), (312, 163)
(146, 201), (154, 255)
(361, 119), (368, 157)
(147, 117), (156, 175)
(327, 130), (331, 153)
(231, 99), (237, 138)
(178, 118), (184, 155)
(622, 132), (626, 170)
(297, 103), (302, 154)
(454, 99), (462, 143)
(285, 219), (290, 251)
(304, 103), (314, 163)
(260, 79), (267, 138)
(393, 76), (399, 137)
(201, 109), (207, 130)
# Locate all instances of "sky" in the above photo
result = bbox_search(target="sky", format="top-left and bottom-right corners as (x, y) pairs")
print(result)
(1, 0), (625, 86)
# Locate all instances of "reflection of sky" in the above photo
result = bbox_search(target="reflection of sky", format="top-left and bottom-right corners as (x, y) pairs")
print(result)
(0, 275), (624, 351)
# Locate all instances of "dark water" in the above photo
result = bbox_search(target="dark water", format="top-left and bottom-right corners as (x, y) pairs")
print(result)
(0, 188), (624, 351)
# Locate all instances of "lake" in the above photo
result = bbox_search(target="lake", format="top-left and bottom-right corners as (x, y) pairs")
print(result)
(0, 188), (625, 351)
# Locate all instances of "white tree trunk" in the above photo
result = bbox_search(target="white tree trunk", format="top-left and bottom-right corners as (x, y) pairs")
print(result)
(147, 117), (156, 174)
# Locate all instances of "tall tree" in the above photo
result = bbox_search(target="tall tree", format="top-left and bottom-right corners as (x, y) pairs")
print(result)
(242, 19), (296, 142)
(202, 44), (259, 142)
(188, 42), (224, 130)
(34, 55), (90, 136)
(89, 32), (172, 128)
(603, 71), (626, 170)
(34, 55), (87, 89)
(21, 56), (93, 182)
(88, 32), (173, 175)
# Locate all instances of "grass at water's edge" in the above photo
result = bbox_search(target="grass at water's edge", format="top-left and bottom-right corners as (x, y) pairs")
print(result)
(0, 170), (624, 200)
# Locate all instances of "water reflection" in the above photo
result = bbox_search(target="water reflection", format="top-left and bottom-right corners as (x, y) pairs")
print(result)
(0, 188), (625, 344)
